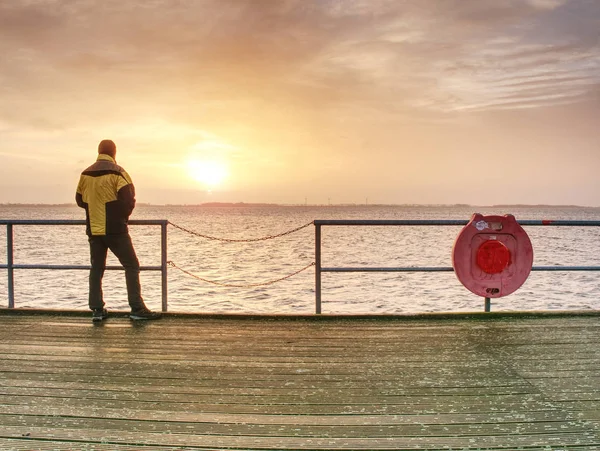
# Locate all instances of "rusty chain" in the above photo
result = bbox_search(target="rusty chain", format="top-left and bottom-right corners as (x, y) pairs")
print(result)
(167, 260), (315, 288)
(168, 220), (314, 243)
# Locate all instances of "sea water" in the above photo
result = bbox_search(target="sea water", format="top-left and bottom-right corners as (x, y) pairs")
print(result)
(1, 204), (600, 314)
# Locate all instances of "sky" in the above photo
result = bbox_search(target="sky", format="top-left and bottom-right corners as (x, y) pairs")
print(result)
(1, 0), (599, 206)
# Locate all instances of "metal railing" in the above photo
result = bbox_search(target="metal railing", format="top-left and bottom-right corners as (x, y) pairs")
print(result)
(3, 218), (600, 314)
(0, 219), (169, 312)
(314, 219), (600, 313)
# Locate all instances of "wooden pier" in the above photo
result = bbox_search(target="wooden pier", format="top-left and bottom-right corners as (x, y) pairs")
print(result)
(1, 311), (600, 450)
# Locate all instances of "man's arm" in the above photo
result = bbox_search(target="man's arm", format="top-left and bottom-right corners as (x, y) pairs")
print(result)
(117, 171), (136, 217)
(76, 177), (86, 208)
(117, 184), (136, 217)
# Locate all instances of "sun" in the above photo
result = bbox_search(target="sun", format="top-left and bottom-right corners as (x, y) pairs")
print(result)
(187, 159), (228, 187)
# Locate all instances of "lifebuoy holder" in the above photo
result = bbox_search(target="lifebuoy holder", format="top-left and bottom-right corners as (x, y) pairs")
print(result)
(452, 214), (533, 298)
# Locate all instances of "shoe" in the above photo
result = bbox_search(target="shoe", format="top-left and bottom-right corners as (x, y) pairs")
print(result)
(129, 308), (162, 320)
(92, 308), (108, 322)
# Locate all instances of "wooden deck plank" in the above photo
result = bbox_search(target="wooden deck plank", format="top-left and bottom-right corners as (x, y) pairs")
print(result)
(1, 425), (599, 450)
(0, 378), (535, 397)
(0, 383), (539, 399)
(1, 412), (591, 437)
(0, 394), (562, 416)
(0, 404), (576, 426)
(0, 438), (192, 450)
(1, 313), (600, 450)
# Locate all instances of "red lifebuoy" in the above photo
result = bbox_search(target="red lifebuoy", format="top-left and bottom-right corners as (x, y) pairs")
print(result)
(452, 214), (533, 298)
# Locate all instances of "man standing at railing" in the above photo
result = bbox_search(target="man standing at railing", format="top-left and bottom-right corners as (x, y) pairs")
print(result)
(76, 139), (161, 322)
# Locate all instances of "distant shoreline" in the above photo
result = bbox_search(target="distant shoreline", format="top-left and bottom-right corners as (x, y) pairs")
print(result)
(1, 202), (597, 209)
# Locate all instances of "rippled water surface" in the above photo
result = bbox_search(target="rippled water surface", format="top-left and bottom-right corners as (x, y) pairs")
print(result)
(1, 204), (600, 314)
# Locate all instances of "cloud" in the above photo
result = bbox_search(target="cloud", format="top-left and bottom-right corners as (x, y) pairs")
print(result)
(528, 0), (569, 10)
(0, 0), (598, 133)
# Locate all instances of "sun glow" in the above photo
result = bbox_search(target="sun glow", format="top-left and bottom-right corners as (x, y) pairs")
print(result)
(187, 159), (229, 187)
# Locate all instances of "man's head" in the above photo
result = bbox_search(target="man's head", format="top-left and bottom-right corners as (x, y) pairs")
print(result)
(98, 140), (117, 159)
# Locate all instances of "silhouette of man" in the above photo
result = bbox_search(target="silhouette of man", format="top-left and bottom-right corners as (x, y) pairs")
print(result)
(76, 139), (161, 321)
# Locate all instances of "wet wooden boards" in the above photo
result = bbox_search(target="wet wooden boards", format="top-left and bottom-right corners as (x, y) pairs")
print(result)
(1, 313), (600, 450)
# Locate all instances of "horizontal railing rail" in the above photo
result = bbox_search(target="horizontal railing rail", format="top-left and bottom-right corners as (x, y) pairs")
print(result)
(0, 264), (162, 270)
(1, 219), (169, 311)
(0, 219), (167, 226)
(320, 266), (600, 272)
(314, 219), (600, 313)
(314, 219), (600, 226)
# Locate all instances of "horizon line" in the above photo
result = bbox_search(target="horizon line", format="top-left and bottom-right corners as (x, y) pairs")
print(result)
(1, 202), (599, 209)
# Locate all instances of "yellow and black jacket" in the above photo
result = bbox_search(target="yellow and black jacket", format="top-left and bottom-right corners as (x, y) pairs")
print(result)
(76, 154), (136, 236)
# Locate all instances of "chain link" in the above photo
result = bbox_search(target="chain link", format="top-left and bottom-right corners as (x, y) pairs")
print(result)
(168, 220), (314, 243)
(168, 261), (315, 288)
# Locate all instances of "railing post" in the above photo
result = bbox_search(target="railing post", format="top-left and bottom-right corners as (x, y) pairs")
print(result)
(7, 224), (14, 308)
(485, 297), (491, 312)
(315, 223), (321, 314)
(161, 221), (168, 312)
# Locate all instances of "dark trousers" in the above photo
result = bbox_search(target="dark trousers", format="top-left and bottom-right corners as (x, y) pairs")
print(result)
(88, 233), (144, 311)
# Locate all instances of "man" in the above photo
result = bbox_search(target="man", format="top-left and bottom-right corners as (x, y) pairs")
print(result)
(76, 139), (161, 322)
